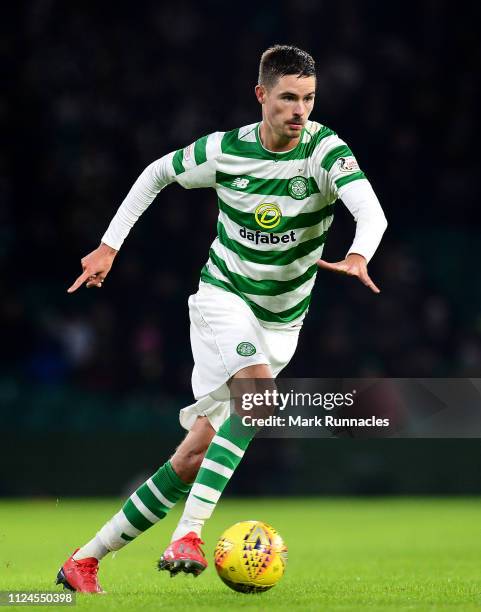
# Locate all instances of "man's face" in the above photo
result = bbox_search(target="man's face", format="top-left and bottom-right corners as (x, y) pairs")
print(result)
(256, 74), (316, 140)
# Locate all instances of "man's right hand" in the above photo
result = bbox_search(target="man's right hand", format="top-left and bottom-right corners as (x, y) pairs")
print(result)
(67, 242), (118, 293)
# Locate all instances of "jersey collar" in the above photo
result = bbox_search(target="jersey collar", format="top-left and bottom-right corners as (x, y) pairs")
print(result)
(255, 122), (305, 161)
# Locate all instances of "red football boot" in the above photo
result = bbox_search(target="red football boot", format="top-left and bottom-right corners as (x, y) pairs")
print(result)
(55, 549), (105, 594)
(158, 532), (208, 577)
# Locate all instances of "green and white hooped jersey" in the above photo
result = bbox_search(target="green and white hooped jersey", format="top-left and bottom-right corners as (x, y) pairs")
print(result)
(170, 121), (367, 328)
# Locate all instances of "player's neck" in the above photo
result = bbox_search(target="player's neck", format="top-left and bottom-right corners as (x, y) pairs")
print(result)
(258, 122), (301, 153)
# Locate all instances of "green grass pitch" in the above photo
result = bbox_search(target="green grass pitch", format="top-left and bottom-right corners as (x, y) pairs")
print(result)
(1, 498), (480, 611)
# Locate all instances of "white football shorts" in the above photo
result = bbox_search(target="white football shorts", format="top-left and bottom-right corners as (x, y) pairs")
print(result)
(179, 282), (301, 432)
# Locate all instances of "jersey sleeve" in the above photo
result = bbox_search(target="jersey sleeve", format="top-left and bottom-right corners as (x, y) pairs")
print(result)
(101, 132), (222, 249)
(341, 180), (388, 263)
(170, 131), (223, 189)
(313, 129), (367, 201)
(310, 126), (387, 262)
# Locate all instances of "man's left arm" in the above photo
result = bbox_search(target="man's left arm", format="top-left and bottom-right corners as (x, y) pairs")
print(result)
(313, 133), (388, 293)
(317, 179), (388, 294)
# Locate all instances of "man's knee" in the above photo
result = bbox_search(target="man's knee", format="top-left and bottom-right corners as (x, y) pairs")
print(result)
(232, 363), (273, 380)
(230, 363), (276, 419)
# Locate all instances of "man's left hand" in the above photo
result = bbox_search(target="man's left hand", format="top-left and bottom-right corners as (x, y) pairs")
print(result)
(316, 253), (380, 294)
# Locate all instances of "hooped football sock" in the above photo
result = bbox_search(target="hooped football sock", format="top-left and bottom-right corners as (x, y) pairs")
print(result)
(74, 460), (191, 559)
(171, 414), (255, 541)
(72, 535), (109, 561)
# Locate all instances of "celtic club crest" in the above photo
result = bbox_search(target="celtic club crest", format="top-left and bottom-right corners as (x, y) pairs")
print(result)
(287, 176), (309, 200)
(236, 342), (256, 357)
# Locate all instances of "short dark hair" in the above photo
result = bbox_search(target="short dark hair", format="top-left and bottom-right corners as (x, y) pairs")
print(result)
(258, 45), (316, 89)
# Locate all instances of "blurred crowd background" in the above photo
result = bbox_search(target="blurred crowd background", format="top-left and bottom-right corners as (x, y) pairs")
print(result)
(1, 1), (480, 495)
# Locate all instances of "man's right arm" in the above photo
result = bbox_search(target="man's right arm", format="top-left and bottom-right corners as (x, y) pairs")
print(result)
(67, 133), (222, 293)
(101, 152), (178, 251)
(67, 152), (177, 292)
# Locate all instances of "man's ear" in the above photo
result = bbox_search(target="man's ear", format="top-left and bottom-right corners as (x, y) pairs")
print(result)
(255, 84), (266, 105)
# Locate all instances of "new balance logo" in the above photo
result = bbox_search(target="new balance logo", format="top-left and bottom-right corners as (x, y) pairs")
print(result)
(231, 177), (250, 189)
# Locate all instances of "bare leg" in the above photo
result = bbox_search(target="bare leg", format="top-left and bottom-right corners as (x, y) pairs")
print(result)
(170, 416), (216, 483)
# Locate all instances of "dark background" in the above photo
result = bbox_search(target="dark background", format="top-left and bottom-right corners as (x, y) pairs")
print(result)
(1, 0), (480, 496)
